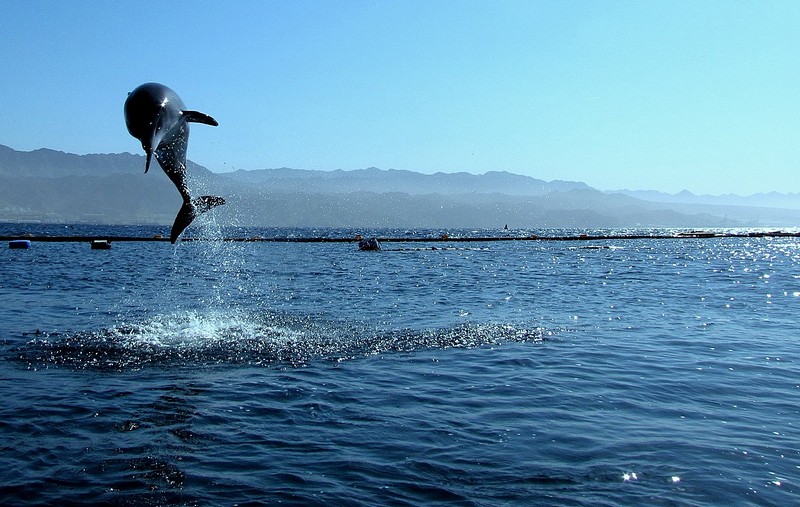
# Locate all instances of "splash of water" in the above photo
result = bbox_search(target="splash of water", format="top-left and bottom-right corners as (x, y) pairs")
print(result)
(17, 309), (546, 370)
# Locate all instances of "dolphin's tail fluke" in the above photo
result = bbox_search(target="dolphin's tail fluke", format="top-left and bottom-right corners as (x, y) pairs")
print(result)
(170, 195), (226, 243)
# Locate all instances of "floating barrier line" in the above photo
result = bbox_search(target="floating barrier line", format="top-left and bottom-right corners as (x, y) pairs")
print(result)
(2, 231), (798, 244)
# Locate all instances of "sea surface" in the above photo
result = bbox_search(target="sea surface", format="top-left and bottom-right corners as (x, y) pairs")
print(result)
(1, 224), (799, 506)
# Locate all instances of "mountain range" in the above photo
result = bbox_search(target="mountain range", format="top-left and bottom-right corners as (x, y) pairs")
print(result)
(1, 143), (798, 228)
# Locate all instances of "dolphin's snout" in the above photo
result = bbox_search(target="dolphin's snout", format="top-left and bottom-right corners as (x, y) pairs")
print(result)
(141, 126), (163, 173)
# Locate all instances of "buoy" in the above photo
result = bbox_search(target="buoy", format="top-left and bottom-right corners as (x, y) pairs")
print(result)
(9, 239), (31, 249)
(90, 240), (112, 250)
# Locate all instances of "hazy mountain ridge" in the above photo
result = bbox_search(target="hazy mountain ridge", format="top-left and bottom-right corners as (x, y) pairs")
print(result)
(0, 144), (214, 179)
(609, 188), (800, 211)
(222, 166), (592, 196)
(1, 144), (798, 228)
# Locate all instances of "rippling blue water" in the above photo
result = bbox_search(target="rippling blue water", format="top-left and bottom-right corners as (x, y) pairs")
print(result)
(1, 224), (798, 506)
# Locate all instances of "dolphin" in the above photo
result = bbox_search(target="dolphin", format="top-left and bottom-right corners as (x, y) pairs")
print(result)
(124, 82), (225, 243)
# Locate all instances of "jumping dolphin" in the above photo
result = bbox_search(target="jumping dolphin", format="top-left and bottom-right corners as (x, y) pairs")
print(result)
(124, 82), (225, 243)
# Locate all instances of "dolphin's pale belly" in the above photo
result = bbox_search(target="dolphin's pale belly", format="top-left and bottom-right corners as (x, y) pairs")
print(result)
(154, 123), (191, 201)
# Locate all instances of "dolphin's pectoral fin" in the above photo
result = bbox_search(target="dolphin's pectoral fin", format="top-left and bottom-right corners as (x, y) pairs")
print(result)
(169, 196), (226, 243)
(182, 110), (219, 127)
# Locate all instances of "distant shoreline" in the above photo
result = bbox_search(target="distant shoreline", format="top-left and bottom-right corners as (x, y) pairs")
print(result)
(3, 230), (798, 244)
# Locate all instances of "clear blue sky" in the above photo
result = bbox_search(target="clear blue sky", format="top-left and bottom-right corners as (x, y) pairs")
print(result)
(1, 0), (798, 195)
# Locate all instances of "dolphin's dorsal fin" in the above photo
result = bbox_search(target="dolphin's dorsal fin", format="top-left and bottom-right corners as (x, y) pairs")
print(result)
(182, 110), (219, 126)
